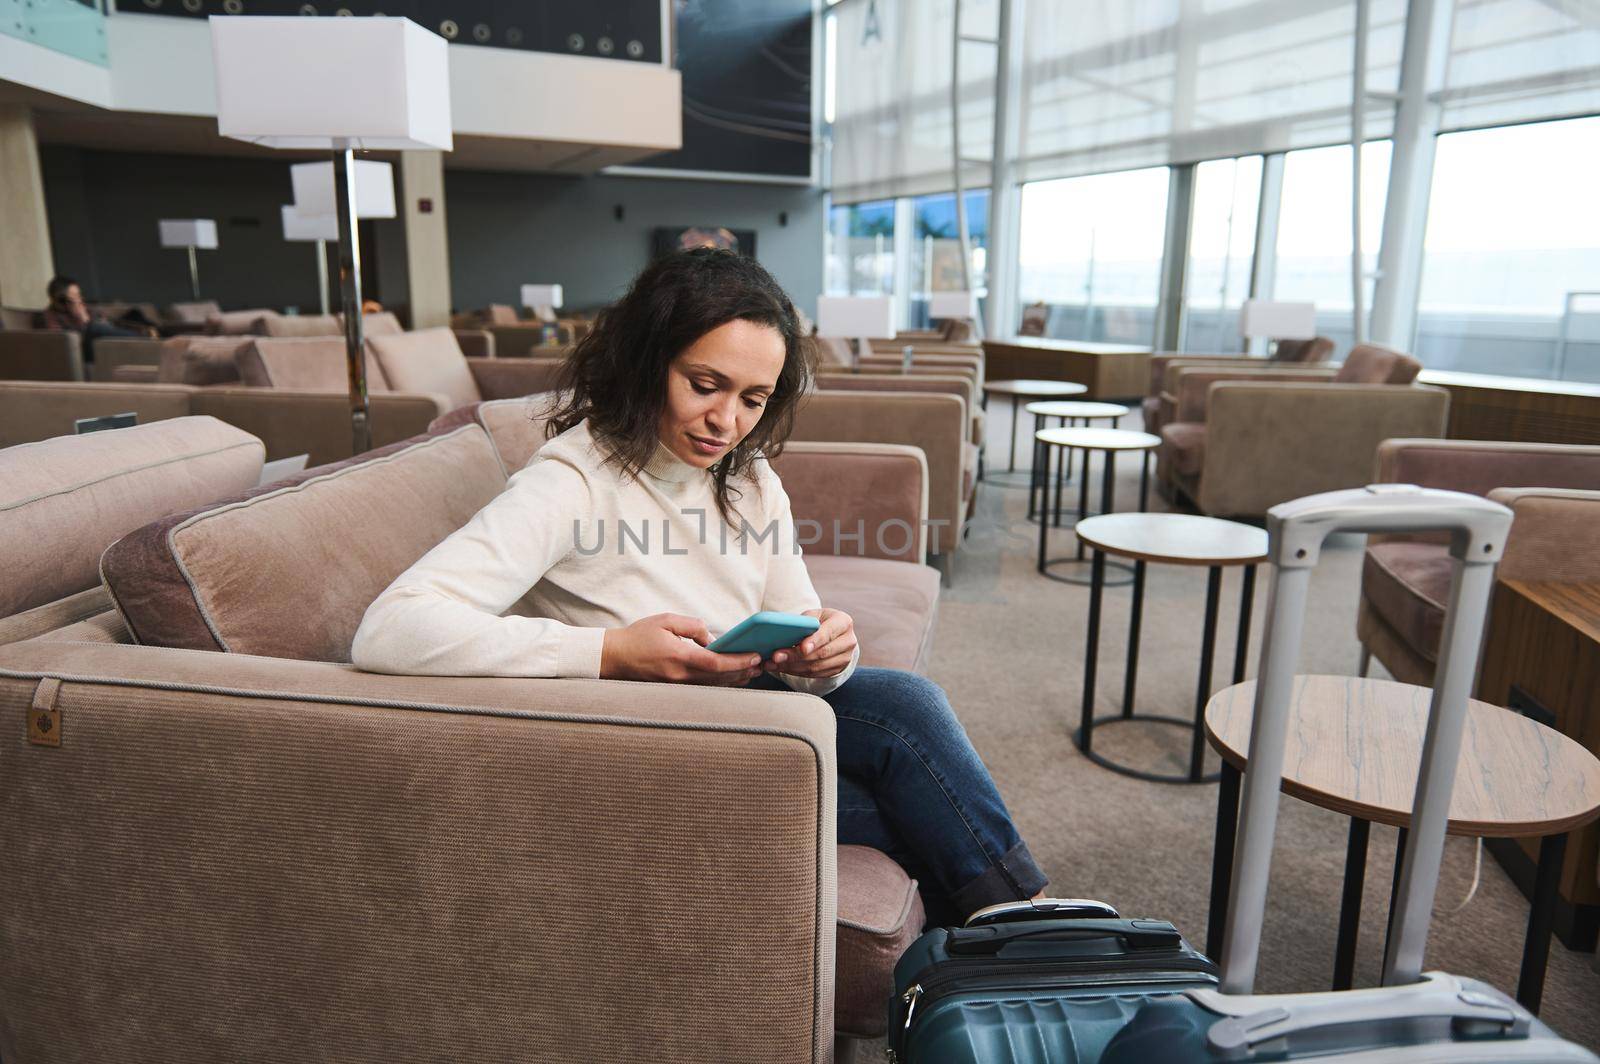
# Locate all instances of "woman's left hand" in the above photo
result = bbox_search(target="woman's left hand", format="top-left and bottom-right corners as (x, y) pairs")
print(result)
(765, 608), (856, 679)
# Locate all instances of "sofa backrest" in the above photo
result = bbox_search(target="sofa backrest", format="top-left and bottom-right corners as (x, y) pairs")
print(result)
(0, 380), (196, 448)
(206, 308), (281, 335)
(1, 416), (264, 621)
(260, 314), (341, 338)
(156, 336), (250, 385)
(1274, 336), (1335, 364)
(427, 395), (562, 474)
(0, 329), (84, 382)
(166, 300), (222, 324)
(238, 337), (391, 392)
(100, 425), (506, 661)
(368, 328), (480, 412)
(486, 303), (519, 325)
(1334, 343), (1422, 384)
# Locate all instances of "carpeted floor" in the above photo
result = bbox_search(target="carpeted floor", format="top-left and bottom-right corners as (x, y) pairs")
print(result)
(859, 405), (1600, 1057)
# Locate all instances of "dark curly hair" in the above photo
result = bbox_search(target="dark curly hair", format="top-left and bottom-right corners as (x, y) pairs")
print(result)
(547, 248), (815, 525)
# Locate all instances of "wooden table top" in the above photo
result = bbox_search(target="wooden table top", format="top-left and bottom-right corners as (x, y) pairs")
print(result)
(1075, 513), (1267, 566)
(1035, 427), (1160, 451)
(1024, 401), (1130, 419)
(985, 338), (1153, 356)
(1205, 675), (1600, 838)
(984, 379), (1090, 397)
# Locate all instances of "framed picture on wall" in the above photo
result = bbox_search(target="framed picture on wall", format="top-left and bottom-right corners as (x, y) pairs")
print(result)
(653, 226), (758, 259)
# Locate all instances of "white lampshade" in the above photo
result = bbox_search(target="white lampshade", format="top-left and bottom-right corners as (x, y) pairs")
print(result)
(928, 290), (977, 320)
(281, 205), (339, 242)
(1239, 299), (1316, 339)
(520, 284), (564, 310)
(290, 160), (397, 220)
(211, 17), (452, 151)
(159, 219), (218, 249)
(817, 296), (895, 340)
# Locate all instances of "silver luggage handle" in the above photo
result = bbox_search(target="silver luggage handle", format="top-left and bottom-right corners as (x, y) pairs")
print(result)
(1218, 486), (1513, 996)
(964, 897), (1121, 927)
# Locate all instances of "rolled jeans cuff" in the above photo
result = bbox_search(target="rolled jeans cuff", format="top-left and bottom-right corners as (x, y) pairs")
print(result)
(949, 841), (1049, 918)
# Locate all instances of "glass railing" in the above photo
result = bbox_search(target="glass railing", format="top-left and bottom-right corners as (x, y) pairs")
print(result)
(2, 0), (108, 65)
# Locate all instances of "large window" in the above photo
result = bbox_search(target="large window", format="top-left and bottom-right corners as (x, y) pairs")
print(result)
(1273, 141), (1392, 349)
(908, 188), (990, 328)
(1182, 156), (1263, 353)
(824, 199), (896, 296)
(1415, 117), (1600, 382)
(1017, 166), (1170, 343)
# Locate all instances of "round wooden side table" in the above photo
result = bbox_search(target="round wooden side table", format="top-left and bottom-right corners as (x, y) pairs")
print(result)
(1204, 675), (1600, 1014)
(981, 379), (1088, 484)
(1034, 428), (1161, 585)
(1024, 400), (1129, 525)
(1073, 513), (1267, 783)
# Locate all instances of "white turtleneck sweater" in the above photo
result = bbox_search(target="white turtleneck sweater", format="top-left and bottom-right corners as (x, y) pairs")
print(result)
(351, 419), (859, 696)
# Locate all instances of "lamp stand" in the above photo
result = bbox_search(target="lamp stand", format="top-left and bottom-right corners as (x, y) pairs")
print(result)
(315, 239), (331, 316)
(333, 145), (371, 455)
(187, 245), (201, 301)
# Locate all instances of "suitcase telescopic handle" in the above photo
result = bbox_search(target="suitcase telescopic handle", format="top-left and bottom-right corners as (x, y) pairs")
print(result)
(946, 919), (1181, 956)
(1218, 486), (1513, 996)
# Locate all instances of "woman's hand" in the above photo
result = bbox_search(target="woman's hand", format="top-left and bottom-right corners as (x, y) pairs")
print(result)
(600, 613), (763, 686)
(764, 608), (857, 679)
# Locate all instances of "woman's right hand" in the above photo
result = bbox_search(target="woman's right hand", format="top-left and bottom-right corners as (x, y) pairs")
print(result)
(600, 613), (763, 685)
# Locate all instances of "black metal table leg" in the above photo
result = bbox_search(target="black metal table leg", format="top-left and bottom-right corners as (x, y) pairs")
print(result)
(1189, 566), (1223, 782)
(1139, 451), (1151, 512)
(1075, 448), (1092, 548)
(1207, 761), (1242, 959)
(1035, 443), (1052, 574)
(1382, 826), (1408, 969)
(1029, 413), (1044, 520)
(1007, 395), (1020, 471)
(1233, 565), (1256, 684)
(1517, 833), (1568, 1013)
(1078, 548), (1106, 755)
(1333, 818), (1371, 990)
(1121, 560), (1147, 718)
(1053, 417), (1069, 521)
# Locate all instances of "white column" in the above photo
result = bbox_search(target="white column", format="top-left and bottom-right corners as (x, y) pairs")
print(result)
(1246, 152), (1286, 354)
(1369, 0), (1454, 351)
(400, 151), (452, 329)
(1156, 164), (1196, 352)
(0, 105), (55, 308)
(984, 0), (1025, 339)
(891, 196), (915, 330)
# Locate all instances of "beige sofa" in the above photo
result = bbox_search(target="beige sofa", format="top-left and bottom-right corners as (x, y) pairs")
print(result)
(1141, 337), (1334, 434)
(0, 328), (84, 381)
(0, 409), (940, 1062)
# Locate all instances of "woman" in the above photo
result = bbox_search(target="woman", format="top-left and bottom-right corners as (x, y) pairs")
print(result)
(352, 249), (1046, 923)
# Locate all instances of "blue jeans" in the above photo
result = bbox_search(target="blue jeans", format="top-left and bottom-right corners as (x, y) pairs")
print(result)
(751, 667), (1047, 925)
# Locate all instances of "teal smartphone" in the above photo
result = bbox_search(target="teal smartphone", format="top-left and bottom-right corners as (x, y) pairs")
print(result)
(707, 611), (820, 657)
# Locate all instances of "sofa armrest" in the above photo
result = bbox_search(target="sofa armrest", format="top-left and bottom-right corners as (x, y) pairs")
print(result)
(88, 337), (165, 382)
(109, 364), (161, 383)
(1148, 353), (1253, 396)
(770, 442), (930, 563)
(452, 329), (495, 359)
(0, 380), (196, 447)
(1198, 383), (1449, 517)
(0, 639), (836, 1064)
(791, 391), (966, 558)
(1374, 438), (1600, 496)
(1172, 366), (1337, 423)
(0, 330), (85, 382)
(191, 387), (449, 465)
(466, 356), (565, 400)
(1488, 487), (1600, 584)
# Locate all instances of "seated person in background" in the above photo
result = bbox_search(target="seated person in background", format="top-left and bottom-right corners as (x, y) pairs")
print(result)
(40, 276), (153, 360)
(352, 248), (1048, 925)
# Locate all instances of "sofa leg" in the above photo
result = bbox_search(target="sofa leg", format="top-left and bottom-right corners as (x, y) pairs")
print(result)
(933, 552), (954, 587)
(1358, 645), (1372, 678)
(833, 1035), (862, 1064)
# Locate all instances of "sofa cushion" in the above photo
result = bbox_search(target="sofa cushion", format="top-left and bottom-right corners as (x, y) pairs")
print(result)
(237, 337), (390, 392)
(260, 314), (340, 338)
(1362, 541), (1452, 663)
(834, 844), (925, 1038)
(166, 300), (221, 324)
(156, 336), (250, 385)
(369, 328), (481, 412)
(1334, 344), (1422, 385)
(101, 425), (507, 660)
(362, 311), (405, 336)
(804, 554), (939, 673)
(1161, 421), (1208, 478)
(1, 416), (264, 619)
(206, 309), (280, 335)
(486, 303), (520, 325)
(429, 396), (560, 474)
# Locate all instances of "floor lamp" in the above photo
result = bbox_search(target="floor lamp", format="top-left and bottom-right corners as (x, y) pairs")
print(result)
(280, 206), (337, 315)
(158, 219), (218, 301)
(817, 295), (896, 372)
(212, 15), (451, 455)
(289, 159), (399, 320)
(1238, 299), (1317, 358)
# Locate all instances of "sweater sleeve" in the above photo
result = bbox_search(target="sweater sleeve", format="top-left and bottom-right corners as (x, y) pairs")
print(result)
(350, 456), (608, 678)
(757, 464), (860, 697)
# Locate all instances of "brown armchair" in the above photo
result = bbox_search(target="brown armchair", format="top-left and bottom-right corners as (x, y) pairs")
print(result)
(1157, 345), (1448, 517)
(1358, 438), (1600, 685)
(1142, 337), (1335, 434)
(0, 329), (84, 381)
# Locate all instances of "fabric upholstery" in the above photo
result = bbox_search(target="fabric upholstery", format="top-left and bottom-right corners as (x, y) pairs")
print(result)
(1374, 438), (1600, 499)
(260, 314), (340, 338)
(1, 416), (263, 618)
(206, 309), (280, 335)
(1362, 541), (1453, 664)
(771, 442), (929, 565)
(805, 555), (940, 674)
(1161, 421), (1208, 477)
(1172, 367), (1338, 424)
(166, 300), (221, 324)
(1274, 337), (1335, 363)
(100, 426), (506, 661)
(0, 330), (84, 382)
(427, 396), (561, 474)
(0, 381), (197, 448)
(237, 337), (390, 392)
(466, 357), (565, 401)
(362, 312), (404, 336)
(0, 638), (836, 1064)
(1355, 597), (1436, 686)
(1333, 344), (1421, 384)
(1490, 488), (1600, 584)
(0, 587), (111, 646)
(453, 329), (495, 359)
(0, 305), (41, 330)
(834, 845), (926, 1038)
(368, 328), (481, 411)
(88, 338), (165, 383)
(156, 336), (249, 386)
(486, 303), (519, 324)
(190, 388), (449, 465)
